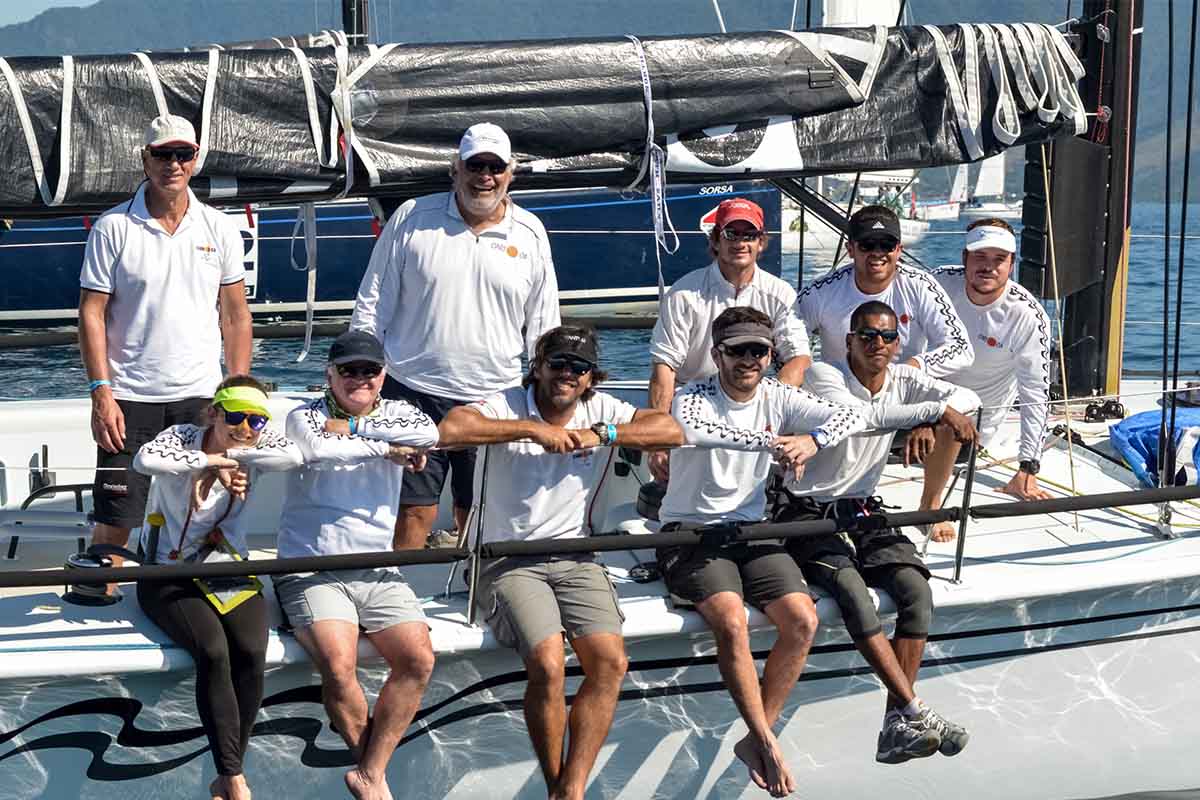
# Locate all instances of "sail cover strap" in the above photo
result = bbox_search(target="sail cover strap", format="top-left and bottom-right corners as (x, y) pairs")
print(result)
(0, 55), (73, 207)
(291, 202), (319, 362)
(624, 34), (680, 313)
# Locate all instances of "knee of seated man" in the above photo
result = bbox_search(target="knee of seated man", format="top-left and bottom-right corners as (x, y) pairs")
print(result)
(390, 640), (436, 682)
(524, 639), (567, 687)
(829, 568), (880, 640)
(889, 568), (933, 637)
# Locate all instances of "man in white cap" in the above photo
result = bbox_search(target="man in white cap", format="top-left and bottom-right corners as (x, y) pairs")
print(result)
(647, 196), (811, 482)
(924, 218), (1053, 537)
(352, 122), (560, 550)
(79, 113), (251, 575)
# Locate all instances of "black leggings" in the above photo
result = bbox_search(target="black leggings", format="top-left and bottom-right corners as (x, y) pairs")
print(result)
(137, 579), (268, 776)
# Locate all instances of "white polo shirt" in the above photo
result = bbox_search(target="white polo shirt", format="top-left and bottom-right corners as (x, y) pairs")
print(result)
(277, 396), (440, 558)
(934, 267), (1053, 461)
(649, 261), (810, 383)
(351, 192), (561, 402)
(795, 263), (974, 378)
(468, 386), (637, 544)
(792, 362), (980, 501)
(79, 185), (247, 402)
(659, 376), (866, 526)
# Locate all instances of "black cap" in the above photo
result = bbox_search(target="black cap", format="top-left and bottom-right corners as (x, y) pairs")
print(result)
(328, 330), (386, 366)
(848, 204), (901, 243)
(538, 326), (599, 365)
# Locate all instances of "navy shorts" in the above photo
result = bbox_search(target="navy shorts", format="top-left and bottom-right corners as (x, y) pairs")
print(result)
(93, 397), (210, 528)
(382, 376), (476, 508)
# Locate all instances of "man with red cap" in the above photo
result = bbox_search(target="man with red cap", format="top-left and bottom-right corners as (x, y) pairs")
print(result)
(80, 113), (252, 581)
(647, 196), (810, 481)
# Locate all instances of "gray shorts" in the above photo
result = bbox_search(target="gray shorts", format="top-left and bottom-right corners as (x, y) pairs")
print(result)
(656, 537), (810, 611)
(477, 556), (625, 658)
(273, 567), (426, 634)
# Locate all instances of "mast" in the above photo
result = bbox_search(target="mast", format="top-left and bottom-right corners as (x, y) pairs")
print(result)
(1017, 0), (1142, 398)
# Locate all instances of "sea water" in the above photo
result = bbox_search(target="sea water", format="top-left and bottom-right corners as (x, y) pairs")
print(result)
(0, 201), (1195, 400)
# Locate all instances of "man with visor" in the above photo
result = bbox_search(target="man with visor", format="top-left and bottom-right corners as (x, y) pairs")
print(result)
(352, 122), (560, 551)
(795, 205), (974, 540)
(438, 325), (682, 800)
(275, 331), (440, 800)
(648, 197), (810, 482)
(923, 218), (1054, 539)
(780, 300), (978, 764)
(80, 113), (252, 584)
(656, 307), (865, 798)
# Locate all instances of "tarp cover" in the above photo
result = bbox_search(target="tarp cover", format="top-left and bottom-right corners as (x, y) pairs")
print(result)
(1110, 409), (1200, 488)
(0, 22), (1086, 215)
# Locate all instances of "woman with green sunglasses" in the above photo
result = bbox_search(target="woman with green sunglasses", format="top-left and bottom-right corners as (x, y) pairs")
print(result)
(132, 374), (302, 800)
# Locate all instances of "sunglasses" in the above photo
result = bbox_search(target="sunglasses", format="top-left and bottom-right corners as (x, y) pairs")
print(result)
(463, 158), (509, 175)
(546, 356), (595, 375)
(223, 410), (269, 431)
(853, 327), (900, 344)
(719, 342), (771, 360)
(148, 146), (198, 164)
(336, 363), (383, 380)
(720, 227), (764, 242)
(855, 237), (899, 253)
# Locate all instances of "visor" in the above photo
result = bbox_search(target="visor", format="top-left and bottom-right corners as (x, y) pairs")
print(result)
(212, 386), (271, 419)
(716, 322), (774, 348)
(964, 225), (1017, 253)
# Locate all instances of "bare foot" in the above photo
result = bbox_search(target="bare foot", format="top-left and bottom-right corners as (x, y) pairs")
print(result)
(734, 735), (769, 791)
(345, 768), (392, 800)
(739, 734), (794, 797)
(930, 521), (956, 543)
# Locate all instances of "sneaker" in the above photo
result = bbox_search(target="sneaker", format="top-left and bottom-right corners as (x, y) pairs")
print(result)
(909, 704), (970, 756)
(875, 714), (941, 764)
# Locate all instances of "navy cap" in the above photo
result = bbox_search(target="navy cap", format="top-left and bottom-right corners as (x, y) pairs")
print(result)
(328, 330), (385, 366)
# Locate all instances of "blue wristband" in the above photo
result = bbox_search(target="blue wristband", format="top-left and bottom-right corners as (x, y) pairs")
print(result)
(88, 379), (111, 393)
(606, 424), (618, 446)
(348, 417), (358, 436)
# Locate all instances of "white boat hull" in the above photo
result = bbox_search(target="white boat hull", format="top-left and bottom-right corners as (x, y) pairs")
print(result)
(959, 202), (1023, 221)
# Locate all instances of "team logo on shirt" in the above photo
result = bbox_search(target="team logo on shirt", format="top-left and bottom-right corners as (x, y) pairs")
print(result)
(898, 313), (910, 325)
(506, 245), (519, 258)
(489, 241), (528, 260)
(978, 333), (1003, 348)
(196, 244), (216, 253)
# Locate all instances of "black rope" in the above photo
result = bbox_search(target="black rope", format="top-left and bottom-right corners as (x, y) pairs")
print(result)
(1160, 0), (1175, 487)
(1167, 0), (1199, 482)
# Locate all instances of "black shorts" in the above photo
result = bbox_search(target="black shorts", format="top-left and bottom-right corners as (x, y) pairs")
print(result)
(92, 397), (210, 528)
(783, 498), (929, 581)
(657, 526), (810, 610)
(382, 376), (476, 509)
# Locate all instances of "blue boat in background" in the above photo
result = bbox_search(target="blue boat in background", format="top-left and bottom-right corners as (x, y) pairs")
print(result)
(0, 180), (781, 326)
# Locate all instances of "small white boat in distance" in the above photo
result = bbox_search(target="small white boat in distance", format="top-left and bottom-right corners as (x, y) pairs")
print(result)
(961, 152), (1023, 220)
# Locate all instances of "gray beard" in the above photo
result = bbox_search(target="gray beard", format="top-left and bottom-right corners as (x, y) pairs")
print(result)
(458, 188), (505, 218)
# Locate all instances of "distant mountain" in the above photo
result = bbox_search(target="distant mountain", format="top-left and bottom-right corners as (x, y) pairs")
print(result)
(0, 0), (1188, 200)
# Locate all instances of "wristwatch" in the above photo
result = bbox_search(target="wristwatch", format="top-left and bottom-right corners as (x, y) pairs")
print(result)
(812, 429), (831, 450)
(590, 422), (615, 446)
(1018, 459), (1041, 475)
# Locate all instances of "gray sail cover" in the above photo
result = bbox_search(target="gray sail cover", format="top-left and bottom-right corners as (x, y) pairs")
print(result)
(0, 22), (1085, 215)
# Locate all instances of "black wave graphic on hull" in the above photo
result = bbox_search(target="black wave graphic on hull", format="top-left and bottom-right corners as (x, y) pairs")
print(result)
(2, 601), (1198, 782)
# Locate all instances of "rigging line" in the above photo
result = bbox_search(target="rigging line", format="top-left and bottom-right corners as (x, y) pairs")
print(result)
(711, 0), (727, 33)
(789, 0), (799, 30)
(1160, 0), (1176, 490)
(1039, 142), (1080, 529)
(1168, 0), (1199, 484)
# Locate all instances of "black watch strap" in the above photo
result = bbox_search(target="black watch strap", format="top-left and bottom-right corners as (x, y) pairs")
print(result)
(1018, 459), (1040, 475)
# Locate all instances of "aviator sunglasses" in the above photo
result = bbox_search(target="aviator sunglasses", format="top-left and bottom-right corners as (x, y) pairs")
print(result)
(148, 146), (198, 164)
(223, 410), (269, 431)
(337, 363), (383, 380)
(719, 342), (771, 360)
(464, 158), (509, 175)
(854, 327), (900, 344)
(546, 356), (595, 375)
(855, 237), (899, 254)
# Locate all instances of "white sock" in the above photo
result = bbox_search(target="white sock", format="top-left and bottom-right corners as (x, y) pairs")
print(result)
(901, 698), (924, 719)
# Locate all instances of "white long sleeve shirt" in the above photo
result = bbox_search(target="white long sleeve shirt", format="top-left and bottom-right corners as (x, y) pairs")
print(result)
(648, 261), (810, 383)
(469, 386), (637, 545)
(659, 376), (866, 526)
(792, 362), (980, 501)
(133, 424), (303, 563)
(277, 397), (439, 558)
(350, 192), (561, 402)
(933, 267), (1053, 461)
(795, 263), (974, 377)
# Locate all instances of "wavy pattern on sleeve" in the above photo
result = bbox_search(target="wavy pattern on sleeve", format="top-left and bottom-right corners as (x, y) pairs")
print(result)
(1008, 281), (1053, 461)
(287, 398), (391, 466)
(132, 424), (207, 476)
(227, 429), (304, 472)
(902, 265), (975, 377)
(357, 399), (439, 447)
(772, 379), (867, 446)
(674, 378), (775, 451)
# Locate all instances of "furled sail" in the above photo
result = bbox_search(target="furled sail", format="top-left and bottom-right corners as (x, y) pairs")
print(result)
(0, 23), (1085, 216)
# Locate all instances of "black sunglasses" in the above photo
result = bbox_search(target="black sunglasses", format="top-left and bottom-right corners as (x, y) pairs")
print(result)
(464, 158), (509, 175)
(855, 237), (899, 253)
(853, 327), (900, 344)
(223, 410), (269, 431)
(719, 228), (764, 242)
(148, 146), (198, 164)
(546, 356), (594, 375)
(719, 342), (771, 360)
(336, 363), (383, 380)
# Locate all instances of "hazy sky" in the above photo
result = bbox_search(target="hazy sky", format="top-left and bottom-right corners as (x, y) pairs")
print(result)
(0, 0), (99, 28)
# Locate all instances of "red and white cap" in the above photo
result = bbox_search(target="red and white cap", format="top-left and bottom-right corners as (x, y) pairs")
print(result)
(459, 122), (512, 162)
(965, 225), (1017, 253)
(144, 114), (198, 148)
(713, 197), (764, 231)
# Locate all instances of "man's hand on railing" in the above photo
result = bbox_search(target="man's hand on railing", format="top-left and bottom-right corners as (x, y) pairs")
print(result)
(938, 407), (979, 446)
(772, 434), (817, 480)
(904, 425), (936, 466)
(529, 422), (577, 454)
(387, 445), (427, 472)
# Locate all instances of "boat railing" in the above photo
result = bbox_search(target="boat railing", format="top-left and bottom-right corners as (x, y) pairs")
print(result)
(0, 484), (1195, 594)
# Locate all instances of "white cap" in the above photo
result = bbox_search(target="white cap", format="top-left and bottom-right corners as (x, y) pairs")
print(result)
(458, 123), (512, 163)
(144, 114), (198, 148)
(964, 224), (1017, 253)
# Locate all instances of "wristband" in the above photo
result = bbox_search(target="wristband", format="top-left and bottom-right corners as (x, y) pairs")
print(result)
(606, 424), (618, 446)
(348, 417), (358, 436)
(88, 379), (111, 393)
